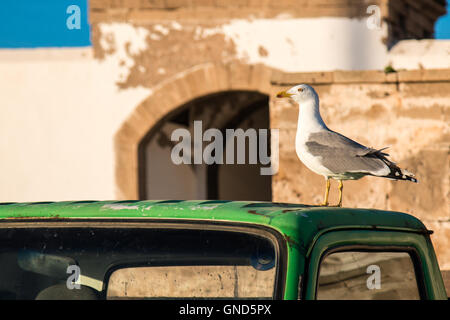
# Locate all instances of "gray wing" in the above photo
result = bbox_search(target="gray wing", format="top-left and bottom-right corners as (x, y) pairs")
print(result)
(305, 130), (390, 174)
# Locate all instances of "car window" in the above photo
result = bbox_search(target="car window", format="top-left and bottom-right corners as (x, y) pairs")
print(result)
(107, 265), (275, 299)
(0, 225), (278, 300)
(317, 251), (420, 300)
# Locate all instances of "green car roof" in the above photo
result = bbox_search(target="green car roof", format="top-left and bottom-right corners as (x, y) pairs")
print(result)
(0, 200), (429, 256)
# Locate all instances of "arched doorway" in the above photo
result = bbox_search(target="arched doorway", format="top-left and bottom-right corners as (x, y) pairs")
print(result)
(114, 63), (274, 200)
(138, 90), (271, 201)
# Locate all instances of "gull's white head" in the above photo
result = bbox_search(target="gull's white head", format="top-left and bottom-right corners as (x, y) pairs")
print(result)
(276, 84), (319, 104)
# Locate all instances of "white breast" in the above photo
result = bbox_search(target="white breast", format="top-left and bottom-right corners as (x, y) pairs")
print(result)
(295, 133), (334, 178)
(294, 95), (335, 178)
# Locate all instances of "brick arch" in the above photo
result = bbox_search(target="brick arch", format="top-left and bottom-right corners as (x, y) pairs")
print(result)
(114, 63), (274, 200)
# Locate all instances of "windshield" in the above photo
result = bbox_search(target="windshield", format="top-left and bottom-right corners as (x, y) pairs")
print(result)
(0, 224), (278, 300)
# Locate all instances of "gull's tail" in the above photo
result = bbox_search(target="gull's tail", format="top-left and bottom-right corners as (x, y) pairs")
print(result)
(384, 164), (418, 183)
(369, 148), (418, 183)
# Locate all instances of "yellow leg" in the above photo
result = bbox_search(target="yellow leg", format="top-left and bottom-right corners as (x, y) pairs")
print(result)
(320, 178), (330, 206)
(337, 180), (343, 207)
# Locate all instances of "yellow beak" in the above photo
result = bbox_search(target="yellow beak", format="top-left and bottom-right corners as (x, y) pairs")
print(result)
(276, 91), (293, 98)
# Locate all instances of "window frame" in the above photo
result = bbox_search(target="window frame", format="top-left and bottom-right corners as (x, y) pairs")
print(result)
(301, 229), (441, 300)
(0, 219), (288, 300)
(314, 246), (425, 300)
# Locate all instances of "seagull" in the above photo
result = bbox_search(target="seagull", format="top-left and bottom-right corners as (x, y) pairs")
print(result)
(276, 84), (417, 207)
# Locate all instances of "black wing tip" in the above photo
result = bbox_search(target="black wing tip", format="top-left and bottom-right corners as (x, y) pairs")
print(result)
(385, 165), (418, 183)
(385, 175), (418, 183)
(397, 172), (418, 183)
(407, 176), (418, 183)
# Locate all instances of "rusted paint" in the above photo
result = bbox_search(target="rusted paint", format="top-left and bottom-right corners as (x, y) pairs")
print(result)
(284, 235), (304, 254)
(247, 210), (269, 217)
(247, 210), (268, 216)
(281, 209), (298, 213)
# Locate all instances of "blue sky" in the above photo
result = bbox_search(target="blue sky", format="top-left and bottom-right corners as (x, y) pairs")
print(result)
(0, 1), (448, 48)
(0, 0), (90, 48)
(435, 3), (450, 39)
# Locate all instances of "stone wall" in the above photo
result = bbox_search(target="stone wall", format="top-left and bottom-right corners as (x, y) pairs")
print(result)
(90, 0), (382, 20)
(271, 68), (450, 271)
(89, 0), (446, 47)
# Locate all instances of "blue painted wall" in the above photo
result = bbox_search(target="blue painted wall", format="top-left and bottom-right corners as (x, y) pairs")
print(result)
(0, 0), (91, 48)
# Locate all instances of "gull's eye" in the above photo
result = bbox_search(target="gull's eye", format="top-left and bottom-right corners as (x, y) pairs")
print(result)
(298, 88), (304, 92)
